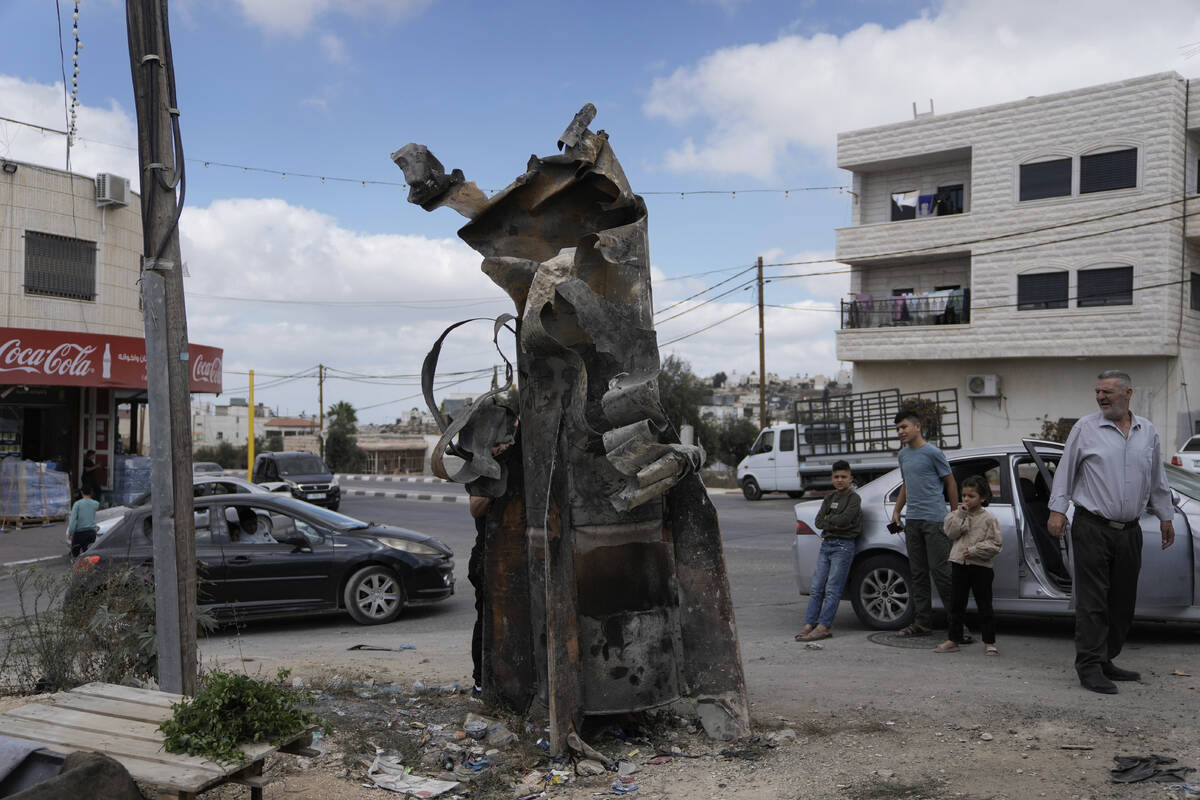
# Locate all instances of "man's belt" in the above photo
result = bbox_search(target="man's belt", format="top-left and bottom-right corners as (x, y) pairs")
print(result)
(1075, 508), (1139, 530)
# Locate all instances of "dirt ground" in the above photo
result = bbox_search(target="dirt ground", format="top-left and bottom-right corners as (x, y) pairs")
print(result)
(170, 654), (1199, 800)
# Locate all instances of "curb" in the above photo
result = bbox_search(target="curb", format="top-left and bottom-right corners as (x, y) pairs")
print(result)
(337, 474), (449, 484)
(343, 488), (468, 505)
(1, 554), (63, 578)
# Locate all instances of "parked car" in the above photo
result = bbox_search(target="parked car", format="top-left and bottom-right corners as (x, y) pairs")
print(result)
(793, 439), (1199, 630)
(252, 451), (340, 511)
(1170, 435), (1200, 474)
(192, 462), (225, 475)
(77, 493), (454, 625)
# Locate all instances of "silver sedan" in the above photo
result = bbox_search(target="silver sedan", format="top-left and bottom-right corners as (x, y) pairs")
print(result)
(792, 440), (1199, 630)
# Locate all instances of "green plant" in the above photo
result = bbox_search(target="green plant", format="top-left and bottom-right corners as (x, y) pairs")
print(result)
(160, 669), (321, 764)
(1032, 414), (1074, 443)
(0, 565), (214, 694)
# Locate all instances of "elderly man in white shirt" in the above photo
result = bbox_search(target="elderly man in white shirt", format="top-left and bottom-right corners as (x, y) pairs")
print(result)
(1048, 370), (1175, 695)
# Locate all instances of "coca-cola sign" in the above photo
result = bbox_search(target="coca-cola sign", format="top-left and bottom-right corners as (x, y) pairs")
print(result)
(0, 326), (222, 393)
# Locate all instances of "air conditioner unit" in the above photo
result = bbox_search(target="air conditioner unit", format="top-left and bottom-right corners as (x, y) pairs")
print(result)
(95, 173), (130, 207)
(966, 374), (1001, 398)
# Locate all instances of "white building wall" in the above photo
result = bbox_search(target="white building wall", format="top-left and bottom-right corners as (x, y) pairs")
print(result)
(835, 72), (1200, 448)
(0, 163), (143, 337)
(851, 356), (1188, 448)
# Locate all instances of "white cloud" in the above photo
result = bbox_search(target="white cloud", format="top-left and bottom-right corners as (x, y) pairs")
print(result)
(319, 33), (348, 63)
(0, 75), (139, 180)
(230, 0), (432, 36)
(654, 249), (847, 381)
(179, 198), (514, 420)
(644, 0), (1200, 177)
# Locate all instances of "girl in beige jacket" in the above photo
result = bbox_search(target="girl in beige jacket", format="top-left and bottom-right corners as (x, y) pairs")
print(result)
(935, 475), (1004, 655)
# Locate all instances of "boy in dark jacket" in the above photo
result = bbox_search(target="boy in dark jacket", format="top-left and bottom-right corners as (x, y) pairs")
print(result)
(795, 460), (862, 642)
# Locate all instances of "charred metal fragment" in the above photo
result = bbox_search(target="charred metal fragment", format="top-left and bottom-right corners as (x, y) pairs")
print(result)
(395, 104), (750, 751)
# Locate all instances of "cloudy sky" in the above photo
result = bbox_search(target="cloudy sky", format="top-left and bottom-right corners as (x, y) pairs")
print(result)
(3, 0), (1200, 422)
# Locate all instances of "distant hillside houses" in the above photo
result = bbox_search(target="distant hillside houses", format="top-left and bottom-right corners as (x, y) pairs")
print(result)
(701, 369), (853, 424)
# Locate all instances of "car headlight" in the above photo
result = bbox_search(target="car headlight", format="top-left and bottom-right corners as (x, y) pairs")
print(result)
(331, 475), (340, 487)
(378, 537), (442, 556)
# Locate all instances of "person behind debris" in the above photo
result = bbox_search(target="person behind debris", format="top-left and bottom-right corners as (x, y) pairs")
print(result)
(794, 460), (861, 642)
(935, 475), (1003, 655)
(1048, 370), (1174, 695)
(66, 484), (101, 557)
(466, 438), (515, 696)
(81, 449), (102, 503)
(890, 410), (959, 639)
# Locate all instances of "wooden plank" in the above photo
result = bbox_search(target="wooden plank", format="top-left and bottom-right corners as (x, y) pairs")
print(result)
(0, 716), (274, 773)
(70, 682), (183, 708)
(5, 704), (165, 743)
(0, 726), (220, 793)
(45, 693), (176, 724)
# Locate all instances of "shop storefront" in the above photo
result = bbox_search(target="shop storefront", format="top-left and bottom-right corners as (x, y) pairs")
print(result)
(0, 325), (222, 500)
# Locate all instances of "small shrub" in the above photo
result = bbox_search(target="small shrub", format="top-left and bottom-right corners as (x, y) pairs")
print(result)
(160, 669), (321, 764)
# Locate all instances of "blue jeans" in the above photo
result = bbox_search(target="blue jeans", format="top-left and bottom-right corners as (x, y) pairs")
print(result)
(805, 537), (857, 628)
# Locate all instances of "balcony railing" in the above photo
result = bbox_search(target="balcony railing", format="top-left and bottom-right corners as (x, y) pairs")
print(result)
(841, 289), (971, 329)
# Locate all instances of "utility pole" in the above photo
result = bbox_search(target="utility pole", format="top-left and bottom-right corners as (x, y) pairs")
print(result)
(318, 364), (325, 459)
(757, 255), (766, 427)
(127, 0), (196, 694)
(247, 369), (255, 481)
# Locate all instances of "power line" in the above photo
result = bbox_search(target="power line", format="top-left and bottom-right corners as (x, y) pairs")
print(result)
(0, 115), (849, 197)
(659, 306), (756, 346)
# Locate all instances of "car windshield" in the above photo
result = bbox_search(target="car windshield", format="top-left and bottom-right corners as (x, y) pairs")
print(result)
(277, 455), (327, 476)
(1166, 464), (1200, 500)
(257, 497), (368, 531)
(193, 462), (223, 472)
(1182, 437), (1200, 453)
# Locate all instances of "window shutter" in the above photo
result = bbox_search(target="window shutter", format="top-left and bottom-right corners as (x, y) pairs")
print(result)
(1079, 149), (1137, 193)
(1077, 266), (1132, 306)
(1019, 159), (1071, 201)
(1017, 272), (1068, 309)
(23, 231), (97, 301)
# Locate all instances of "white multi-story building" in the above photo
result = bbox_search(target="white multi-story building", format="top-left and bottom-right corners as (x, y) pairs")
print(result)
(835, 71), (1200, 449)
(191, 399), (273, 446)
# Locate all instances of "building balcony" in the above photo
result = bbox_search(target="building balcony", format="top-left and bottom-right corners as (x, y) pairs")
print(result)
(841, 289), (970, 329)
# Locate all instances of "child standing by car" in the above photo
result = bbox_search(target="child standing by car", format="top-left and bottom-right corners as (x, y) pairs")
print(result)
(66, 484), (100, 557)
(795, 461), (862, 642)
(935, 475), (1003, 655)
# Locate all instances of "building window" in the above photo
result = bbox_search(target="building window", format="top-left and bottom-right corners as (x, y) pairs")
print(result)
(1019, 158), (1071, 201)
(934, 184), (964, 215)
(1077, 266), (1133, 307)
(23, 231), (97, 301)
(1079, 148), (1137, 194)
(890, 190), (918, 221)
(1017, 272), (1068, 310)
(1192, 272), (1200, 312)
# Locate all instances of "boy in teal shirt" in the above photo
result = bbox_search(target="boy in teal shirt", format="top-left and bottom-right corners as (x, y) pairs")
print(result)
(66, 485), (100, 557)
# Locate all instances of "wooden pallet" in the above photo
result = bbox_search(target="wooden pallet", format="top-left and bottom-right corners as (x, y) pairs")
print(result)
(0, 514), (66, 531)
(0, 682), (316, 799)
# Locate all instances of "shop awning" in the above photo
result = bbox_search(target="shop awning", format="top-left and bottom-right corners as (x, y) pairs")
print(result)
(0, 326), (222, 393)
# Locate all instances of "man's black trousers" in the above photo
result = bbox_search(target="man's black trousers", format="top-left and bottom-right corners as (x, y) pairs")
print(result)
(1071, 512), (1142, 672)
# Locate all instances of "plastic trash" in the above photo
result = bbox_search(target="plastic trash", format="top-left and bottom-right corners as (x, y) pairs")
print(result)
(610, 778), (639, 794)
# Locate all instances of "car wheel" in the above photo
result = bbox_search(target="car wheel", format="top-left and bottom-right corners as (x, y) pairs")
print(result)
(741, 477), (763, 501)
(343, 566), (405, 625)
(849, 554), (914, 630)
(786, 490), (805, 499)
(328, 500), (340, 512)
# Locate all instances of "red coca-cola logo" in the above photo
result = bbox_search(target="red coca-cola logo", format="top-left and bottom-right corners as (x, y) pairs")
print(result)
(192, 351), (222, 385)
(0, 338), (95, 378)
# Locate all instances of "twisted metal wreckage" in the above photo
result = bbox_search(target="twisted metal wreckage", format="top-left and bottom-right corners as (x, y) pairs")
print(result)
(393, 105), (750, 753)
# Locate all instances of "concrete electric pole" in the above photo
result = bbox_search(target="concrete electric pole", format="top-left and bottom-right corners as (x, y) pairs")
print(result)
(127, 0), (197, 695)
(757, 255), (766, 427)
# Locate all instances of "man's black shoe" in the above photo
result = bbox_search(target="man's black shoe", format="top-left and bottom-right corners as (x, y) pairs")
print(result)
(1101, 662), (1141, 681)
(1078, 669), (1118, 694)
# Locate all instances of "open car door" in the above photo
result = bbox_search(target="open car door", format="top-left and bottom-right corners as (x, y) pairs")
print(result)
(1015, 440), (1072, 597)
